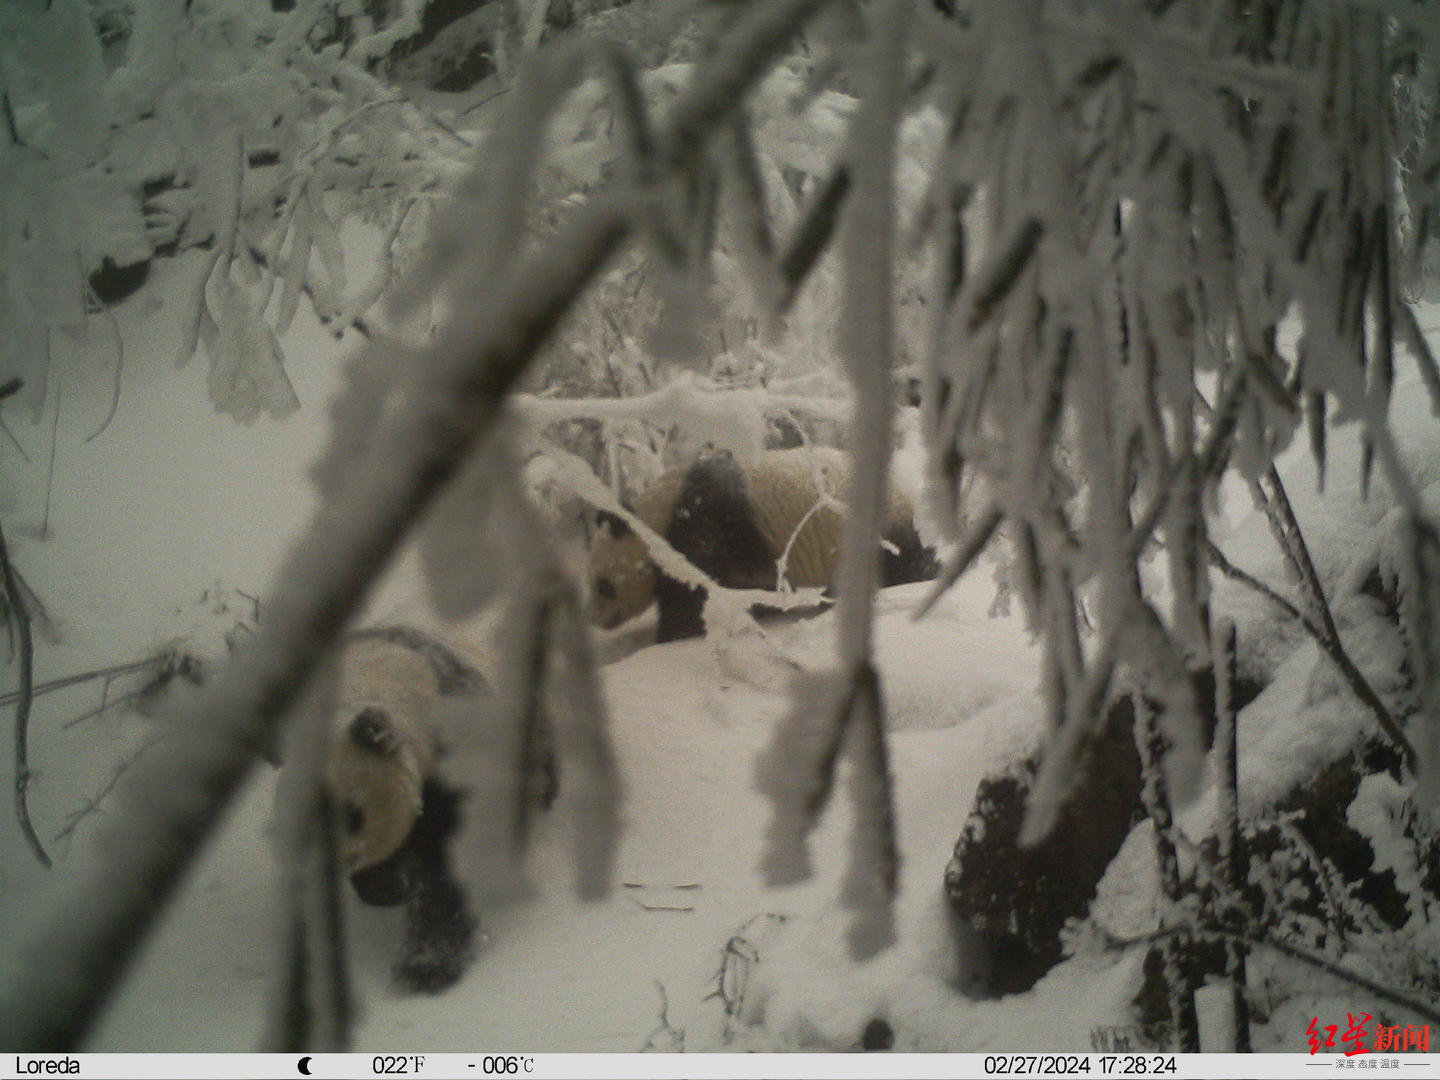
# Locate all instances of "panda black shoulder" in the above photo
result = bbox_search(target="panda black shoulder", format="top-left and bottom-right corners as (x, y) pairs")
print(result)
(647, 453), (776, 642)
(666, 453), (776, 586)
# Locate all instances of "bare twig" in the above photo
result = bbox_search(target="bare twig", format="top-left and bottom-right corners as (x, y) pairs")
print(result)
(52, 733), (167, 847)
(1, 521), (49, 868)
(59, 686), (150, 731)
(0, 658), (161, 710)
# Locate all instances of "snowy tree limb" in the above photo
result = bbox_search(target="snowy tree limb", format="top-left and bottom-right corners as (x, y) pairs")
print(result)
(811, 0), (908, 960)
(0, 0), (831, 1049)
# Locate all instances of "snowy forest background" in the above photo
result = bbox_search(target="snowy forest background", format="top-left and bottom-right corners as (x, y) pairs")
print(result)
(2, 0), (1440, 1056)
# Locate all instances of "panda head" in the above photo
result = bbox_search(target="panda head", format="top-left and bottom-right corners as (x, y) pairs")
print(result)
(587, 510), (662, 630)
(326, 638), (441, 872)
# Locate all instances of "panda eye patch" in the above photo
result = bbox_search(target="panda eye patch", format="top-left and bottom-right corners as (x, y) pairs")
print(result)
(349, 707), (399, 755)
(595, 578), (616, 600)
(344, 801), (366, 834)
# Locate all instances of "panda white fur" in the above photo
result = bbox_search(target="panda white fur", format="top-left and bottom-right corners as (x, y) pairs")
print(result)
(588, 448), (937, 642)
(325, 625), (556, 993)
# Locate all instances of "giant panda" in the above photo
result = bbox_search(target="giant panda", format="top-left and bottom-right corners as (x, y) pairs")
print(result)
(323, 625), (557, 993)
(588, 447), (936, 643)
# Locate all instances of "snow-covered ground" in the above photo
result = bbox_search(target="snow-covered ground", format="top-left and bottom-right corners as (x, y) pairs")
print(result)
(1, 243), (1437, 1053)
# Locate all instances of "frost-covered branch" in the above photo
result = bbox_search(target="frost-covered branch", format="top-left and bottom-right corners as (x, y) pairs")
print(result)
(901, 0), (1439, 856)
(753, 0), (909, 962)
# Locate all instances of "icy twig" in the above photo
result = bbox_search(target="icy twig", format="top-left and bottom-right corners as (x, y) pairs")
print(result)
(1203, 539), (1304, 624)
(1243, 470), (1416, 767)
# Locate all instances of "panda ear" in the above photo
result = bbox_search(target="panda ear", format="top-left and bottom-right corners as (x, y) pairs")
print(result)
(349, 707), (401, 755)
(595, 509), (631, 538)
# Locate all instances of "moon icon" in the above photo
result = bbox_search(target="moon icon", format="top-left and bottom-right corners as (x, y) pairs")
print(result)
(298, 1056), (313, 1075)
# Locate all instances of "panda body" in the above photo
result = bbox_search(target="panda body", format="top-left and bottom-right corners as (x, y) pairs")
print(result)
(323, 625), (555, 993)
(588, 448), (936, 642)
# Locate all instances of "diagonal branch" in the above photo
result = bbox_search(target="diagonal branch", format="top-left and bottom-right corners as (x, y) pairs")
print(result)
(1203, 489), (1416, 771)
(0, 0), (832, 1051)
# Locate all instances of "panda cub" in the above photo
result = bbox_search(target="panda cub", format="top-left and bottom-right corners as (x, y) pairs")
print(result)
(324, 626), (557, 993)
(588, 448), (936, 642)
